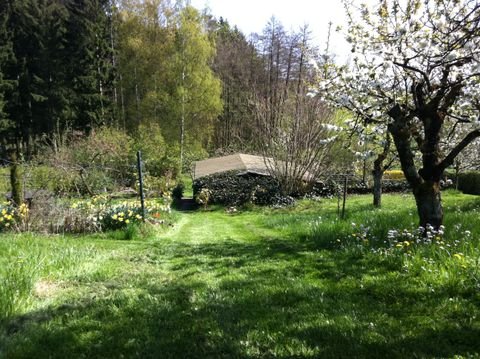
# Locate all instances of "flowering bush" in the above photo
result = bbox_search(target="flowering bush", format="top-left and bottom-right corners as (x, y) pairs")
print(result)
(71, 195), (171, 232)
(0, 202), (31, 232)
(0, 204), (16, 231)
(196, 188), (211, 209)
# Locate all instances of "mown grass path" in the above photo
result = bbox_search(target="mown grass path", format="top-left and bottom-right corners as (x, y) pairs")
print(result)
(1, 193), (480, 358)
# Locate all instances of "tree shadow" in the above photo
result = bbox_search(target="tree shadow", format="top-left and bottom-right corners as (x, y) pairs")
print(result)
(2, 219), (480, 358)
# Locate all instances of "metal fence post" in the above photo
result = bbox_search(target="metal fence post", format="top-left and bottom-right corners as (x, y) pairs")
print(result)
(341, 175), (348, 219)
(137, 151), (146, 222)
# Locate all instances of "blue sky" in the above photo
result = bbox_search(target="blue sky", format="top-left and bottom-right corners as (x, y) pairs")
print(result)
(190, 0), (353, 60)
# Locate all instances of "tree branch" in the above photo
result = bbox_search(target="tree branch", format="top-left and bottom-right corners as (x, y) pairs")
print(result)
(437, 129), (480, 173)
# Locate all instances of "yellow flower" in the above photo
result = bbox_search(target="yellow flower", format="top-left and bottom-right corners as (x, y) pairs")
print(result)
(118, 217), (124, 222)
(453, 253), (464, 260)
(112, 214), (118, 220)
(118, 212), (124, 217)
(135, 214), (142, 220)
(1, 209), (6, 215)
(125, 219), (130, 224)
(403, 241), (411, 246)
(395, 243), (403, 248)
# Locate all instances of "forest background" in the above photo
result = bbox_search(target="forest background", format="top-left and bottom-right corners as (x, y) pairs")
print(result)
(0, 0), (350, 195)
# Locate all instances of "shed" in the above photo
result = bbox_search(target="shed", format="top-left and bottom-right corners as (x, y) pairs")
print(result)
(193, 153), (316, 182)
(194, 153), (272, 179)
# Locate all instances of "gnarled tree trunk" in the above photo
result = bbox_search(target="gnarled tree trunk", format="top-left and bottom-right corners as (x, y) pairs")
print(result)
(388, 104), (445, 230)
(413, 181), (443, 230)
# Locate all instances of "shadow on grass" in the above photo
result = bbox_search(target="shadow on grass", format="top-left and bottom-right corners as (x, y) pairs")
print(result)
(2, 234), (479, 358)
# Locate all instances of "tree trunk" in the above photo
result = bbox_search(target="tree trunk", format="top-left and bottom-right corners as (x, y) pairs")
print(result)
(10, 151), (24, 207)
(413, 181), (443, 230)
(372, 167), (383, 207)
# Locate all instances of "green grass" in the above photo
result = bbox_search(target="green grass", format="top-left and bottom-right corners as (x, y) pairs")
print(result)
(180, 173), (194, 197)
(1, 191), (480, 358)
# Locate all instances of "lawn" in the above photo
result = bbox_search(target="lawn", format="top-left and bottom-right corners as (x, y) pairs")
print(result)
(1, 191), (480, 358)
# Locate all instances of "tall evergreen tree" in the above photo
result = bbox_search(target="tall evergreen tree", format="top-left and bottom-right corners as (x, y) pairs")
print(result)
(0, 1), (14, 147)
(64, 0), (115, 133)
(0, 0), (114, 155)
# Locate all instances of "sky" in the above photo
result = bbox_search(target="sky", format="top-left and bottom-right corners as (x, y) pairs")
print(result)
(189, 0), (355, 60)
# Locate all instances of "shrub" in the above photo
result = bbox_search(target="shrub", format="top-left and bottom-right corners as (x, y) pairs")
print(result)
(141, 175), (169, 197)
(458, 171), (480, 195)
(193, 171), (292, 206)
(0, 204), (16, 231)
(384, 170), (405, 180)
(27, 165), (77, 195)
(381, 179), (410, 193)
(133, 123), (167, 178)
(195, 188), (211, 209)
(73, 197), (171, 232)
(33, 128), (136, 196)
(100, 205), (145, 231)
(309, 177), (410, 197)
(171, 182), (184, 208)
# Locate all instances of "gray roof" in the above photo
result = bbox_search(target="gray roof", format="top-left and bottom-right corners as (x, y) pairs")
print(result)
(194, 154), (271, 179)
(194, 153), (316, 182)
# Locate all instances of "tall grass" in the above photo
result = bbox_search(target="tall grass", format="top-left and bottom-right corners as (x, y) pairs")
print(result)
(0, 235), (100, 320)
(1, 191), (479, 358)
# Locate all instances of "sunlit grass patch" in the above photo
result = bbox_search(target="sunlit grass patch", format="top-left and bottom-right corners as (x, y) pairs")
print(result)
(1, 191), (480, 358)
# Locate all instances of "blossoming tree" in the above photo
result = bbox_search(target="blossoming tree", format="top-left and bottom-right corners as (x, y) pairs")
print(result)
(320, 0), (480, 228)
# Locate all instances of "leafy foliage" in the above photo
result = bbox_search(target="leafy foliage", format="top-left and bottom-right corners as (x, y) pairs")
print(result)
(458, 171), (480, 195)
(193, 171), (293, 206)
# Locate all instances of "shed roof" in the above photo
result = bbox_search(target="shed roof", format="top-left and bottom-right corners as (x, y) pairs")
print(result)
(193, 153), (318, 182)
(194, 153), (271, 179)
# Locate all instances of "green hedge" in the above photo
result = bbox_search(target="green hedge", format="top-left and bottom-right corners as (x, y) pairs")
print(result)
(458, 171), (480, 195)
(193, 171), (294, 207)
